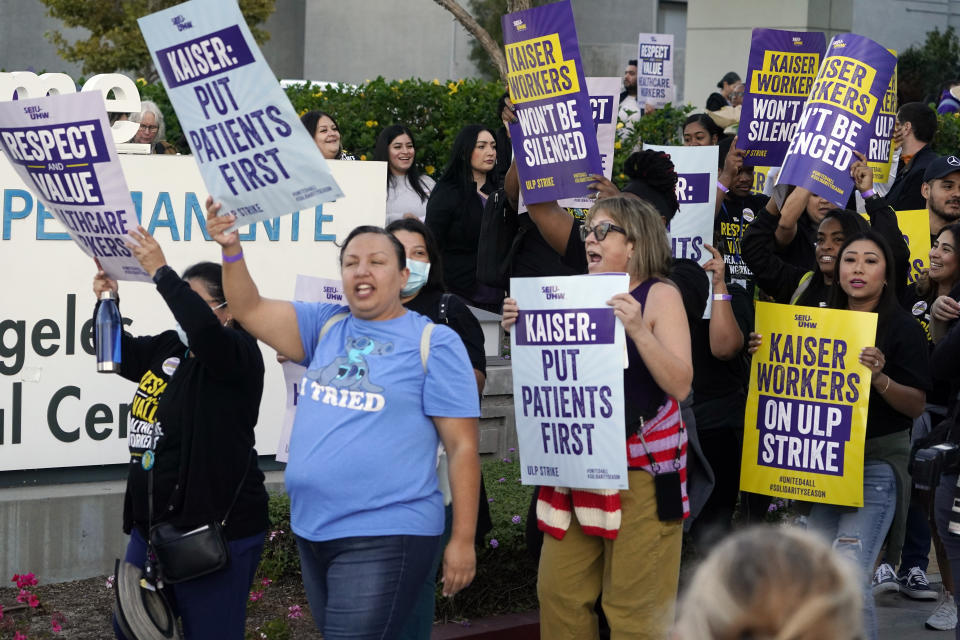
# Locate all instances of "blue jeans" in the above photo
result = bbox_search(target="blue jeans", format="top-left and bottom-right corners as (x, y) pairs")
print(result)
(934, 474), (960, 640)
(296, 533), (441, 640)
(113, 527), (265, 640)
(397, 506), (453, 640)
(807, 460), (897, 640)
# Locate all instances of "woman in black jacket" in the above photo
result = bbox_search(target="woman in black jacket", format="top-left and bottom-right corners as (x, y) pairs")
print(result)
(100, 226), (268, 640)
(425, 124), (501, 312)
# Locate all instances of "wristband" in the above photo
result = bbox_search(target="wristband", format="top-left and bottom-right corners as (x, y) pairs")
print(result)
(713, 293), (732, 302)
(716, 180), (729, 194)
(878, 374), (891, 394)
(860, 188), (876, 199)
(222, 250), (244, 264)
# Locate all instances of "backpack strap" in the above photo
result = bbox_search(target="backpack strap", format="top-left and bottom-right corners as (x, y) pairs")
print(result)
(420, 323), (435, 373)
(789, 271), (814, 305)
(319, 312), (349, 344)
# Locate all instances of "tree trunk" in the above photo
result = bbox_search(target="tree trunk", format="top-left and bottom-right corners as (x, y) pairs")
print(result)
(433, 0), (508, 81)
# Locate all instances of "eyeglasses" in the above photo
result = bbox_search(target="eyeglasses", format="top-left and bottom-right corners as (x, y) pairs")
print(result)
(138, 124), (159, 132)
(579, 221), (627, 242)
(202, 299), (227, 310)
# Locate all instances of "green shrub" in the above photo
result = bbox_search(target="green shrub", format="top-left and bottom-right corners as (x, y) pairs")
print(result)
(284, 77), (504, 174)
(256, 492), (299, 581)
(933, 110), (960, 156)
(436, 457), (538, 623)
(132, 75), (691, 185)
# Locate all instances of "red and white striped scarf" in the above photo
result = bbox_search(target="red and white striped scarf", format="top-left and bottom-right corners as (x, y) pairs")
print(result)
(536, 397), (687, 541)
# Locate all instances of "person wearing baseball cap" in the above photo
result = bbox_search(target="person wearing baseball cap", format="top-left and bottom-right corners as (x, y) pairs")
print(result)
(922, 155), (960, 244)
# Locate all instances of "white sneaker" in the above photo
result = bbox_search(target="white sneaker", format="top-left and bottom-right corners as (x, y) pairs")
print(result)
(872, 562), (900, 595)
(926, 592), (957, 631)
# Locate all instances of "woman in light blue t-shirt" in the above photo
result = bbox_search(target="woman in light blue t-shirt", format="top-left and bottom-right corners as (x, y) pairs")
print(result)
(205, 204), (481, 639)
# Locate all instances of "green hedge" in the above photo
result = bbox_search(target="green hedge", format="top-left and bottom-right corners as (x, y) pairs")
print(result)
(135, 76), (687, 184)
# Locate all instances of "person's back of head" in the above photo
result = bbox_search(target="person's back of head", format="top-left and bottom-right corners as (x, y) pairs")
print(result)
(898, 102), (938, 144)
(674, 526), (863, 640)
(621, 149), (679, 224)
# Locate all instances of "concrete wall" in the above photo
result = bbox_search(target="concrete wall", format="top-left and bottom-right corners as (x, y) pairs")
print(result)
(684, 0), (852, 113)
(0, 363), (517, 583)
(260, 0), (306, 80)
(852, 0), (960, 57)
(0, 0), (85, 76)
(300, 1), (481, 84)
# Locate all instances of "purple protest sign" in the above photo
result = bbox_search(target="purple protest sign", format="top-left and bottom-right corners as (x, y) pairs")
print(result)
(755, 395), (852, 476)
(777, 34), (897, 207)
(503, 0), (602, 204)
(514, 307), (617, 346)
(738, 29), (826, 167)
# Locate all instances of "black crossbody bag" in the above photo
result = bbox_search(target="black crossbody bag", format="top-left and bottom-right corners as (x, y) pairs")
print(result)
(147, 450), (253, 584)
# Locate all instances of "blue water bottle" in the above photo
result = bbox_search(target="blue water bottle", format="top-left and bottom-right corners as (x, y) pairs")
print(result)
(96, 290), (122, 373)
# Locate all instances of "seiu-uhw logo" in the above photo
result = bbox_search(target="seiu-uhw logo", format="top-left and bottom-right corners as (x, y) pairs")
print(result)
(541, 285), (564, 300)
(794, 313), (817, 329)
(513, 19), (526, 31)
(172, 15), (193, 31)
(22, 105), (49, 120)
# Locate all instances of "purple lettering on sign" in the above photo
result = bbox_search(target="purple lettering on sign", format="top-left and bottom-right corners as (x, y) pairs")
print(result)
(755, 395), (852, 476)
(514, 308), (614, 346)
(676, 173), (710, 204)
(156, 25), (254, 89)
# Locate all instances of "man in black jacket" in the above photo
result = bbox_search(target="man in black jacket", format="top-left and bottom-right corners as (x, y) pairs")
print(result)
(886, 102), (939, 211)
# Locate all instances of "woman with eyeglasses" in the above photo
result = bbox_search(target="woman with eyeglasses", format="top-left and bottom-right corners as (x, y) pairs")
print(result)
(98, 226), (269, 639)
(501, 194), (693, 639)
(130, 101), (177, 155)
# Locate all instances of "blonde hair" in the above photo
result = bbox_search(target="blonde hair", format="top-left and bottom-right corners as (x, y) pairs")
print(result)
(674, 526), (863, 640)
(585, 195), (670, 282)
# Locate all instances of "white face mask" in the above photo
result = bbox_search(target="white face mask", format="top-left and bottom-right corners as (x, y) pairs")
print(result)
(401, 259), (431, 297)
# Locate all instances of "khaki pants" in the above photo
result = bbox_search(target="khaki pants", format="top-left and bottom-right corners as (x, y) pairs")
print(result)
(537, 470), (683, 640)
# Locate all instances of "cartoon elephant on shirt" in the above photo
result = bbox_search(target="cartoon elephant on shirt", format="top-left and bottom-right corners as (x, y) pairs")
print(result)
(306, 335), (394, 393)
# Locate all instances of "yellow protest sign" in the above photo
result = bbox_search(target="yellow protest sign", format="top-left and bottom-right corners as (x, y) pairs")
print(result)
(867, 51), (897, 183)
(741, 302), (877, 507)
(897, 209), (931, 284)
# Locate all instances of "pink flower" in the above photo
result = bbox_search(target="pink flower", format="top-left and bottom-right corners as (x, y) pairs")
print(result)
(287, 604), (303, 619)
(0, 603), (4, 619)
(51, 619), (62, 633)
(249, 590), (264, 602)
(105, 576), (115, 589)
(28, 593), (40, 608)
(16, 589), (28, 603)
(260, 578), (272, 587)
(268, 529), (285, 542)
(12, 572), (38, 589)
(13, 632), (27, 640)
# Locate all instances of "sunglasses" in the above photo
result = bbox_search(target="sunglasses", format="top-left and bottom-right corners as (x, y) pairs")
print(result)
(579, 221), (626, 242)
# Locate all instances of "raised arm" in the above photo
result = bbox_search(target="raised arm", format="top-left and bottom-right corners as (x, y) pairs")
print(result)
(526, 199), (575, 256)
(205, 197), (305, 362)
(741, 187), (811, 303)
(853, 152), (910, 300)
(702, 244), (744, 359)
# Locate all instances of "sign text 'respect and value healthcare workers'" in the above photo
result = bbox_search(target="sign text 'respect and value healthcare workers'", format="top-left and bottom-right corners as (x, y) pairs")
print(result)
(503, 0), (602, 204)
(738, 29), (826, 167)
(740, 302), (877, 507)
(636, 33), (675, 109)
(138, 0), (342, 229)
(776, 34), (897, 207)
(0, 91), (149, 282)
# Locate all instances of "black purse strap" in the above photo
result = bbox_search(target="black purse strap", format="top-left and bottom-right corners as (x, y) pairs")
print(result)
(148, 448), (254, 529)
